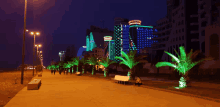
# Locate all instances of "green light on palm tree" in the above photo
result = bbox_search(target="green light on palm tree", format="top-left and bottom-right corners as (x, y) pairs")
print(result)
(155, 46), (204, 89)
(86, 57), (97, 75)
(70, 57), (80, 73)
(115, 50), (139, 80)
(100, 56), (116, 77)
(80, 58), (87, 74)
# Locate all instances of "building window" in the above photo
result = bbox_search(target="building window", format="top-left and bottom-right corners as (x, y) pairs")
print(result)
(182, 28), (184, 32)
(181, 13), (184, 17)
(179, 29), (181, 33)
(182, 20), (184, 24)
(176, 37), (178, 41)
(179, 36), (181, 40)
(182, 43), (184, 47)
(173, 20), (175, 23)
(176, 30), (178, 34)
(201, 12), (206, 18)
(182, 36), (184, 40)
(201, 30), (205, 36)
(201, 21), (207, 27)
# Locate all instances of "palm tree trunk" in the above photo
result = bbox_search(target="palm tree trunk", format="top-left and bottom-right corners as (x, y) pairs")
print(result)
(157, 68), (159, 76)
(104, 68), (107, 77)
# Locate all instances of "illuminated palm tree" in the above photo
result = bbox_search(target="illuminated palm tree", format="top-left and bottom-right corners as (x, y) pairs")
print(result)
(58, 61), (64, 70)
(51, 64), (56, 70)
(115, 50), (139, 80)
(100, 56), (116, 77)
(71, 57), (80, 72)
(155, 46), (204, 89)
(55, 65), (59, 71)
(86, 57), (97, 75)
(80, 57), (87, 74)
(47, 65), (52, 70)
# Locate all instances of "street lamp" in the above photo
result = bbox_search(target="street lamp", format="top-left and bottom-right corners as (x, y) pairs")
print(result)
(35, 44), (41, 55)
(30, 32), (40, 76)
(21, 0), (27, 84)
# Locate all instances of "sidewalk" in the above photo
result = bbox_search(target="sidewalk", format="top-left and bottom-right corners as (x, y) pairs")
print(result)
(5, 70), (220, 107)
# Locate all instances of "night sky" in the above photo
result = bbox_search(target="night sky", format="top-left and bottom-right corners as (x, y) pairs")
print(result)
(0, 0), (167, 68)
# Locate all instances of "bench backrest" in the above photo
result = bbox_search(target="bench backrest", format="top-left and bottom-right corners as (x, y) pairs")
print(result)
(76, 72), (81, 74)
(114, 75), (130, 81)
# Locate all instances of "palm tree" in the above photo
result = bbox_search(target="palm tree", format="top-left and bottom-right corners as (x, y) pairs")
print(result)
(58, 61), (64, 71)
(51, 64), (56, 71)
(115, 50), (139, 80)
(100, 56), (116, 77)
(47, 65), (52, 70)
(86, 57), (97, 75)
(71, 57), (80, 72)
(55, 65), (59, 71)
(80, 57), (87, 74)
(155, 46), (204, 89)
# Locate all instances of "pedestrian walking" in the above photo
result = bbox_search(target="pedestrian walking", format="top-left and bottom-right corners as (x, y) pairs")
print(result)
(51, 69), (53, 74)
(54, 70), (56, 75)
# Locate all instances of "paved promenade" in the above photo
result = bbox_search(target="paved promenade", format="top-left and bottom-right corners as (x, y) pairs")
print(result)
(5, 70), (220, 107)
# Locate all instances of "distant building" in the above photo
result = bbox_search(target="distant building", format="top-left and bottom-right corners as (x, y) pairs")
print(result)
(86, 25), (113, 48)
(92, 46), (105, 59)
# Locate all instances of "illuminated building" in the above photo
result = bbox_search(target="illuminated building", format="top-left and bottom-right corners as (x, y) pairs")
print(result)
(129, 20), (157, 54)
(77, 46), (86, 59)
(114, 17), (129, 62)
(86, 25), (113, 48)
(109, 40), (115, 61)
(122, 25), (130, 53)
(86, 32), (97, 51)
(103, 36), (115, 60)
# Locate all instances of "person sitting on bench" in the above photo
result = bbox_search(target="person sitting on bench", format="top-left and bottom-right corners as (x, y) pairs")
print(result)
(135, 76), (142, 86)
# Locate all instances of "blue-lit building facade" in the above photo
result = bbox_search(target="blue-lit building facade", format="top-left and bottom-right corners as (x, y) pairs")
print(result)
(121, 25), (130, 53)
(136, 27), (158, 54)
(113, 18), (129, 62)
(128, 20), (158, 54)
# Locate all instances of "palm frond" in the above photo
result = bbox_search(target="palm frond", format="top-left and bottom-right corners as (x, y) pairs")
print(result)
(179, 46), (186, 61)
(165, 51), (180, 63)
(155, 62), (177, 69)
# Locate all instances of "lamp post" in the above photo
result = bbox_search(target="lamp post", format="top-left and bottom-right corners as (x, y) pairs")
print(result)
(30, 32), (40, 76)
(35, 44), (41, 56)
(35, 44), (41, 72)
(21, 0), (27, 84)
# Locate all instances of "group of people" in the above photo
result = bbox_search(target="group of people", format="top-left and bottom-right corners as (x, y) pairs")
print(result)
(50, 69), (70, 75)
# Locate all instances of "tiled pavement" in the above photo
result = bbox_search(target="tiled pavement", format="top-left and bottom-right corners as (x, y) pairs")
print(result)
(5, 70), (220, 107)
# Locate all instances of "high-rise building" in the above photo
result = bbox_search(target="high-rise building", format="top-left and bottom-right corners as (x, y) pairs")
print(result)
(129, 20), (158, 54)
(152, 0), (200, 62)
(113, 17), (129, 62)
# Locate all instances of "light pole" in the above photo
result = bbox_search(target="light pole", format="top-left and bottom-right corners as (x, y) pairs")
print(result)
(35, 44), (41, 56)
(21, 0), (27, 84)
(30, 32), (40, 76)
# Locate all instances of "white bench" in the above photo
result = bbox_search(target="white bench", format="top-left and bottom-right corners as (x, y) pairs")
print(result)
(112, 75), (130, 85)
(76, 72), (81, 76)
(27, 79), (41, 90)
(38, 72), (42, 77)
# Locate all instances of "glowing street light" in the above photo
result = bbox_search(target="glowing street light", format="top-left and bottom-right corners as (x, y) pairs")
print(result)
(30, 31), (40, 76)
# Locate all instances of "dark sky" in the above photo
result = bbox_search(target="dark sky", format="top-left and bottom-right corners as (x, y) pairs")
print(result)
(0, 0), (167, 68)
